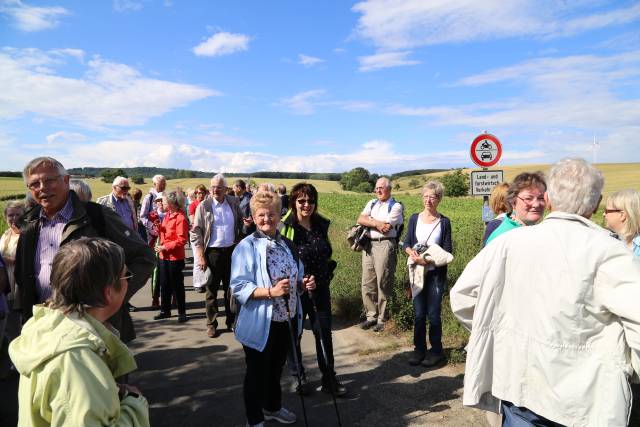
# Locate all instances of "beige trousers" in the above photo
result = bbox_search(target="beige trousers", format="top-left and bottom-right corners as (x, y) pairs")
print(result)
(361, 240), (397, 323)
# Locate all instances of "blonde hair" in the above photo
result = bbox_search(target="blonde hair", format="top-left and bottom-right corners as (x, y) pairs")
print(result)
(489, 182), (510, 215)
(606, 189), (640, 241)
(250, 190), (281, 216)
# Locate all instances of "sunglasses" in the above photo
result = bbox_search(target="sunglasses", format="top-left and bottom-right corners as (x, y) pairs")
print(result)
(604, 209), (622, 214)
(296, 198), (316, 205)
(118, 186), (131, 191)
(121, 270), (133, 281)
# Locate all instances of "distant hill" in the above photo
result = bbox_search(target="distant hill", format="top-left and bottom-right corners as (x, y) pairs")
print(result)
(65, 167), (342, 181)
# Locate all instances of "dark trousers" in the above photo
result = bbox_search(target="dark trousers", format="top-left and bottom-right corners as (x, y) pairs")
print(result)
(413, 272), (444, 355)
(159, 259), (186, 315)
(287, 288), (335, 381)
(243, 321), (290, 425)
(501, 401), (565, 427)
(205, 246), (234, 328)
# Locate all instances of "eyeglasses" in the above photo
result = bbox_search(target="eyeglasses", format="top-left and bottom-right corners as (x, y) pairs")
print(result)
(423, 195), (439, 201)
(296, 198), (316, 205)
(604, 209), (622, 214)
(517, 195), (545, 205)
(27, 175), (61, 191)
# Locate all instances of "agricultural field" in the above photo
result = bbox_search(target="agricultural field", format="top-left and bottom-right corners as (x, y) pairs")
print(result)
(395, 163), (640, 196)
(0, 164), (635, 356)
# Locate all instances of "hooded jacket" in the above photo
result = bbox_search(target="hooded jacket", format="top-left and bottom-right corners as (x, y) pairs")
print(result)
(9, 305), (149, 427)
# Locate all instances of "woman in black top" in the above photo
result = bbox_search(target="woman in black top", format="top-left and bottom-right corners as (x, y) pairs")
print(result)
(280, 183), (347, 396)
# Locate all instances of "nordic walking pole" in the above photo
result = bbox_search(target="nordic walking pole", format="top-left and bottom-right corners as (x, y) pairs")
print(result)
(309, 289), (343, 427)
(283, 289), (309, 427)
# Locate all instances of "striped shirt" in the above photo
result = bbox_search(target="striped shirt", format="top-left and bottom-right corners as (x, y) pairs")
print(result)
(113, 195), (135, 230)
(34, 196), (73, 302)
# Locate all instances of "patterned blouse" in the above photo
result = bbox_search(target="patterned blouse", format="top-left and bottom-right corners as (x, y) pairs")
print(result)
(266, 237), (298, 321)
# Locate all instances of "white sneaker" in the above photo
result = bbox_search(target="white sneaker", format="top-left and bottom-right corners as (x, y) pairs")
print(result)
(263, 407), (297, 424)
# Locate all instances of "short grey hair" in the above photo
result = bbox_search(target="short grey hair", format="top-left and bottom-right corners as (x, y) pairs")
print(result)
(112, 176), (128, 187)
(165, 190), (183, 209)
(22, 157), (68, 184)
(547, 158), (604, 217)
(69, 179), (92, 202)
(152, 175), (166, 184)
(4, 200), (25, 217)
(211, 173), (226, 187)
(48, 237), (125, 315)
(422, 181), (444, 199)
(376, 177), (391, 189)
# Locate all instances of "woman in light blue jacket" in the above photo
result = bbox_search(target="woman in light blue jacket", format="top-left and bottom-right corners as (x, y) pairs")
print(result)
(231, 190), (316, 427)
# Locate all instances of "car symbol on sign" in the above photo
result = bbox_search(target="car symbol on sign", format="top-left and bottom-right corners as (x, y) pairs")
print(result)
(480, 151), (492, 161)
(480, 141), (492, 150)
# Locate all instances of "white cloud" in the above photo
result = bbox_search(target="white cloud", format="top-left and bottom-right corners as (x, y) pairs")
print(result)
(46, 131), (86, 144)
(49, 137), (475, 173)
(113, 0), (143, 13)
(192, 31), (251, 57)
(389, 50), (640, 130)
(352, 1), (640, 51)
(0, 48), (219, 128)
(358, 51), (419, 72)
(277, 89), (327, 115)
(0, 0), (69, 32)
(298, 54), (324, 67)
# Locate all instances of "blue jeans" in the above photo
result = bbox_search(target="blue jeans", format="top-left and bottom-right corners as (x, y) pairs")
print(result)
(501, 401), (565, 427)
(413, 272), (444, 355)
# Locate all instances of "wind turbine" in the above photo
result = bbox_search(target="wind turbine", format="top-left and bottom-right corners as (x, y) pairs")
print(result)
(591, 135), (600, 164)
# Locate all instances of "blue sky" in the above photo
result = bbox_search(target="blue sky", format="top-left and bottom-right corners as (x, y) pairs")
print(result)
(1, 0), (639, 173)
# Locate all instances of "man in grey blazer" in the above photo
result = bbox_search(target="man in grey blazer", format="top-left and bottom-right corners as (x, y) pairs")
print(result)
(190, 174), (243, 338)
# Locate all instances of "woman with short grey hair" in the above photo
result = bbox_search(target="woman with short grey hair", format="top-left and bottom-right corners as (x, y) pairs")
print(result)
(69, 179), (92, 202)
(547, 158), (603, 217)
(402, 180), (453, 368)
(9, 237), (149, 425)
(154, 191), (189, 323)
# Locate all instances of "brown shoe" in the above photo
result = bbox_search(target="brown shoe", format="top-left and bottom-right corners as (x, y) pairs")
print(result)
(207, 325), (217, 338)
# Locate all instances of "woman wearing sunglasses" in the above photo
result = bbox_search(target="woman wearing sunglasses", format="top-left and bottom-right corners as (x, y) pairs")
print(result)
(280, 183), (347, 397)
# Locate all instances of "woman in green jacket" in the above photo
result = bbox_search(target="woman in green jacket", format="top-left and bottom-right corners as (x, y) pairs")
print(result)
(9, 237), (149, 427)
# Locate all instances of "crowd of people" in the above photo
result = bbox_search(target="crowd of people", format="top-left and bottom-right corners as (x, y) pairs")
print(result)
(0, 156), (638, 426)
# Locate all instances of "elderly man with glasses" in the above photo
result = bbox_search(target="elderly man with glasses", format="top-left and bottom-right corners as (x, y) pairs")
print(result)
(190, 174), (244, 338)
(14, 157), (155, 344)
(96, 176), (138, 232)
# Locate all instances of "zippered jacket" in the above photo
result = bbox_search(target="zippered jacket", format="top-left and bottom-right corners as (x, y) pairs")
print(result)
(9, 305), (150, 427)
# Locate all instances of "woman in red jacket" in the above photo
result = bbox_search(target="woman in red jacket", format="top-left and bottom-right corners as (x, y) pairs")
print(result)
(154, 191), (189, 323)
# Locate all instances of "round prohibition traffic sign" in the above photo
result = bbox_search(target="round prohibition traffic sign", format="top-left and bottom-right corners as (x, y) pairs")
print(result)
(470, 133), (502, 167)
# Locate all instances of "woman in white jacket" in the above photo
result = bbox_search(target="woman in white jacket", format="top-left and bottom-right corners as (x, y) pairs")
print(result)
(451, 158), (640, 427)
